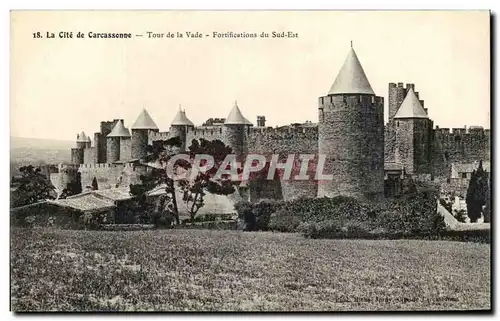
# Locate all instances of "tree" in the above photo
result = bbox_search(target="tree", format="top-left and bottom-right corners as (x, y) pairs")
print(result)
(483, 175), (491, 223)
(129, 137), (238, 225)
(91, 177), (99, 190)
(64, 172), (82, 197)
(129, 136), (186, 225)
(10, 165), (56, 208)
(466, 161), (489, 223)
(180, 138), (237, 221)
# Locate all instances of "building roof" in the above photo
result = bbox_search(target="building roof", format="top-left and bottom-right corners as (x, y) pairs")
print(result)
(48, 193), (115, 212)
(86, 136), (92, 142)
(224, 101), (253, 125)
(107, 120), (131, 137)
(328, 46), (375, 95)
(451, 161), (490, 178)
(76, 131), (87, 142)
(131, 108), (159, 130)
(394, 88), (429, 119)
(94, 188), (133, 201)
(171, 107), (195, 126)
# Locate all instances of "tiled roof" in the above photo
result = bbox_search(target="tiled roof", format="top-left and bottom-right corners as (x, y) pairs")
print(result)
(94, 188), (133, 201)
(49, 193), (115, 212)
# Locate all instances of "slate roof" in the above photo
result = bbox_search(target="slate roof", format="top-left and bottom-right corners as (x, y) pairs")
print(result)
(393, 88), (429, 119)
(131, 109), (159, 130)
(224, 101), (252, 125)
(328, 47), (375, 95)
(76, 132), (88, 142)
(107, 120), (131, 137)
(171, 108), (195, 126)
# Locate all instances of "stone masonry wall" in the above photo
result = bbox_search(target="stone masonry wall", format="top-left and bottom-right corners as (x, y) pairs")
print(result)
(83, 147), (96, 164)
(318, 94), (385, 201)
(119, 137), (131, 161)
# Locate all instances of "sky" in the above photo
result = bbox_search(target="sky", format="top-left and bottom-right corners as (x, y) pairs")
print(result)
(10, 10), (490, 141)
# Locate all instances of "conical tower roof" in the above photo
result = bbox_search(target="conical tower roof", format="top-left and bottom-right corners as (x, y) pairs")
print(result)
(394, 88), (428, 119)
(224, 101), (252, 125)
(108, 120), (131, 137)
(86, 136), (92, 142)
(328, 46), (375, 95)
(131, 108), (158, 130)
(77, 131), (87, 142)
(171, 107), (194, 126)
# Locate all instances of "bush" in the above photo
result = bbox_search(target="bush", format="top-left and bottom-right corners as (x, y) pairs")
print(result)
(439, 198), (453, 214)
(234, 199), (281, 231)
(269, 196), (370, 232)
(82, 211), (109, 230)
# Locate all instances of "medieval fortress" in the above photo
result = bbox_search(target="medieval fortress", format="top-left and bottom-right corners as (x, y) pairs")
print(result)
(53, 46), (490, 201)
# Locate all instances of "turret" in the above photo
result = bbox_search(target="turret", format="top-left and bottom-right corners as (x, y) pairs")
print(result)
(318, 44), (384, 201)
(257, 116), (266, 127)
(107, 119), (131, 163)
(131, 108), (158, 160)
(76, 131), (87, 149)
(223, 101), (252, 160)
(170, 106), (194, 151)
(393, 87), (433, 174)
(71, 132), (87, 164)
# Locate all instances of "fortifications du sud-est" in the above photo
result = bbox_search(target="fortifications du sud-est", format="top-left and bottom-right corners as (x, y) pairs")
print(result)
(49, 46), (491, 202)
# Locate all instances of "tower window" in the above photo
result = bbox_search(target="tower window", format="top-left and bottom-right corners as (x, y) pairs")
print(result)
(397, 121), (399, 127)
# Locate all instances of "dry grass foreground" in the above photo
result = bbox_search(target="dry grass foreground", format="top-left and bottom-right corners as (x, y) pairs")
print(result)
(11, 228), (490, 312)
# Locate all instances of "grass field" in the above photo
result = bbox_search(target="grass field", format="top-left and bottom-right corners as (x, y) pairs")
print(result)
(11, 228), (491, 312)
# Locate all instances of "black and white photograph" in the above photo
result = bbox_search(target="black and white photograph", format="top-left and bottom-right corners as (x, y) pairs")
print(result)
(9, 9), (491, 312)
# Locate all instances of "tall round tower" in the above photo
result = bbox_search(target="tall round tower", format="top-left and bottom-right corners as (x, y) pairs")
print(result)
(317, 45), (384, 201)
(223, 101), (252, 160)
(107, 120), (130, 163)
(170, 106), (194, 152)
(131, 108), (158, 160)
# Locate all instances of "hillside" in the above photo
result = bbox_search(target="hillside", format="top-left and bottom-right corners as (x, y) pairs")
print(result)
(10, 136), (73, 175)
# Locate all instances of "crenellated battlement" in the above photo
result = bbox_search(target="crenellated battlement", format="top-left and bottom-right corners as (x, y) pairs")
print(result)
(149, 131), (171, 141)
(249, 125), (318, 138)
(434, 126), (490, 137)
(318, 94), (384, 108)
(78, 163), (135, 169)
(189, 127), (224, 137)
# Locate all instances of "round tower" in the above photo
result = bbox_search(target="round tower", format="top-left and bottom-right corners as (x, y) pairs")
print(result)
(107, 120), (130, 163)
(170, 106), (194, 152)
(318, 45), (384, 201)
(131, 108), (159, 160)
(223, 101), (252, 161)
